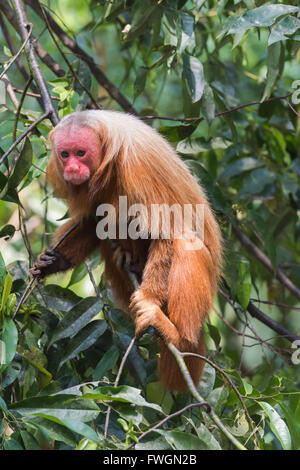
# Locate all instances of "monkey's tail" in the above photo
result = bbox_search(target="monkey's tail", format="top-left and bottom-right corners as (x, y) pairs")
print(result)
(158, 236), (217, 392)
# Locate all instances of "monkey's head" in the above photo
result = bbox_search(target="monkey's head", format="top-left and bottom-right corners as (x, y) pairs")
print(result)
(53, 124), (101, 186)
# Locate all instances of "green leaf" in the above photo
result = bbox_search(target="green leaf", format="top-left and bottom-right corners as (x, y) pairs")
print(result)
(42, 284), (81, 312)
(182, 54), (204, 103)
(93, 345), (119, 380)
(0, 318), (18, 368)
(269, 15), (300, 45)
(0, 396), (8, 413)
(29, 417), (77, 447)
(201, 83), (215, 124)
(35, 415), (98, 442)
(50, 297), (103, 346)
(220, 158), (263, 183)
(220, 4), (300, 37)
(196, 423), (222, 450)
(259, 402), (292, 450)
(134, 67), (148, 100)
(154, 429), (208, 450)
(177, 137), (231, 154)
(8, 139), (33, 189)
(58, 320), (107, 368)
(10, 394), (100, 422)
(82, 385), (163, 412)
(1, 273), (12, 311)
(237, 259), (251, 310)
(0, 224), (15, 240)
(261, 42), (284, 101)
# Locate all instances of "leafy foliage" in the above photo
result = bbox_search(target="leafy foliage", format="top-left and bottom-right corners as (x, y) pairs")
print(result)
(0, 0), (299, 450)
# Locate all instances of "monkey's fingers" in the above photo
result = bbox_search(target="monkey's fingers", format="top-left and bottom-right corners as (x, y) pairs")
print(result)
(39, 254), (56, 262)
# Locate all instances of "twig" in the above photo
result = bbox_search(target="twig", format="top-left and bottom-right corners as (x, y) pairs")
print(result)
(25, 0), (137, 115)
(167, 343), (247, 450)
(104, 337), (136, 438)
(0, 2), (65, 80)
(13, 76), (33, 142)
(219, 289), (300, 344)
(141, 93), (293, 123)
(180, 351), (260, 448)
(250, 299), (300, 311)
(12, 0), (59, 126)
(0, 12), (43, 107)
(126, 402), (209, 450)
(12, 87), (60, 101)
(0, 23), (32, 80)
(0, 111), (50, 166)
(37, 1), (99, 110)
(1, 74), (19, 109)
(232, 225), (300, 303)
(13, 221), (80, 318)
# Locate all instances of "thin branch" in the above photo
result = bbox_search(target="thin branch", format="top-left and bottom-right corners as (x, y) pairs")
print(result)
(0, 22), (32, 80)
(37, 0), (99, 110)
(25, 0), (137, 115)
(0, 111), (50, 166)
(12, 0), (59, 125)
(180, 351), (260, 449)
(104, 337), (136, 438)
(13, 75), (33, 142)
(126, 402), (209, 450)
(0, 2), (65, 80)
(12, 87), (60, 101)
(232, 225), (300, 303)
(0, 11), (43, 107)
(219, 289), (300, 344)
(13, 221), (80, 318)
(250, 299), (300, 311)
(1, 74), (19, 109)
(141, 93), (293, 123)
(167, 343), (247, 450)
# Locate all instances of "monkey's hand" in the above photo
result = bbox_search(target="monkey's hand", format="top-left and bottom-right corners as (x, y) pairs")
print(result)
(130, 290), (180, 344)
(29, 249), (71, 282)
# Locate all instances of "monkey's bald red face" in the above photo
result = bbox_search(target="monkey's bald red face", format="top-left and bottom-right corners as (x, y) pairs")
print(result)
(55, 126), (101, 185)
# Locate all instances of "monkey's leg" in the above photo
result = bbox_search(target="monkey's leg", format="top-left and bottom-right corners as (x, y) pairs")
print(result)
(30, 217), (99, 280)
(129, 239), (182, 345)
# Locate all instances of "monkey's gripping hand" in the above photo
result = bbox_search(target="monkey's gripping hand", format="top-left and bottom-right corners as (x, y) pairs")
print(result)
(29, 249), (71, 282)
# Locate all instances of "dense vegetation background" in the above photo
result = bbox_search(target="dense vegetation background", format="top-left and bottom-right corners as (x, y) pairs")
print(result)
(0, 0), (299, 451)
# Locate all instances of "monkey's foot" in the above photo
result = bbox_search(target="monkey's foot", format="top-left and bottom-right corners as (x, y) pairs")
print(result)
(130, 290), (180, 344)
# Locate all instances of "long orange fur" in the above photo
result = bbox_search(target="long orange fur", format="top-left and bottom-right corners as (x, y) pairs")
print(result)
(44, 110), (222, 392)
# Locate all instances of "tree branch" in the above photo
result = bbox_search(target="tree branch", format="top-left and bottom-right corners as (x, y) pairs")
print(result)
(0, 22), (32, 80)
(219, 289), (300, 343)
(25, 0), (137, 115)
(0, 1), (65, 80)
(0, 111), (51, 166)
(12, 0), (59, 126)
(232, 225), (300, 303)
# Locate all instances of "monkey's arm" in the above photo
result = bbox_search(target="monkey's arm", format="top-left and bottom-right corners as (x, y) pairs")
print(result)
(30, 218), (99, 280)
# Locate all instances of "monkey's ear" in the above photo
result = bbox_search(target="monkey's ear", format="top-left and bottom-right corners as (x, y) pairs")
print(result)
(48, 128), (55, 147)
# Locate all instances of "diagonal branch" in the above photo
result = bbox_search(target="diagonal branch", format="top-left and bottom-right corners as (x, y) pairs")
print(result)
(0, 1), (65, 79)
(232, 225), (300, 303)
(12, 0), (59, 126)
(25, 0), (137, 115)
(0, 22), (32, 80)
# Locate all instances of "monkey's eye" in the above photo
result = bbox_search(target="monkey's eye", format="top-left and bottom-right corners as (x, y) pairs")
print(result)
(77, 149), (86, 157)
(61, 151), (69, 158)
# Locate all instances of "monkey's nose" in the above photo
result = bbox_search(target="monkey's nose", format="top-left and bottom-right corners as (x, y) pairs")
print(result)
(67, 158), (80, 171)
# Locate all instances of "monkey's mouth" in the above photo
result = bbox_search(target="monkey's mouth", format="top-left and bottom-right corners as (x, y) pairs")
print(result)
(64, 174), (89, 185)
